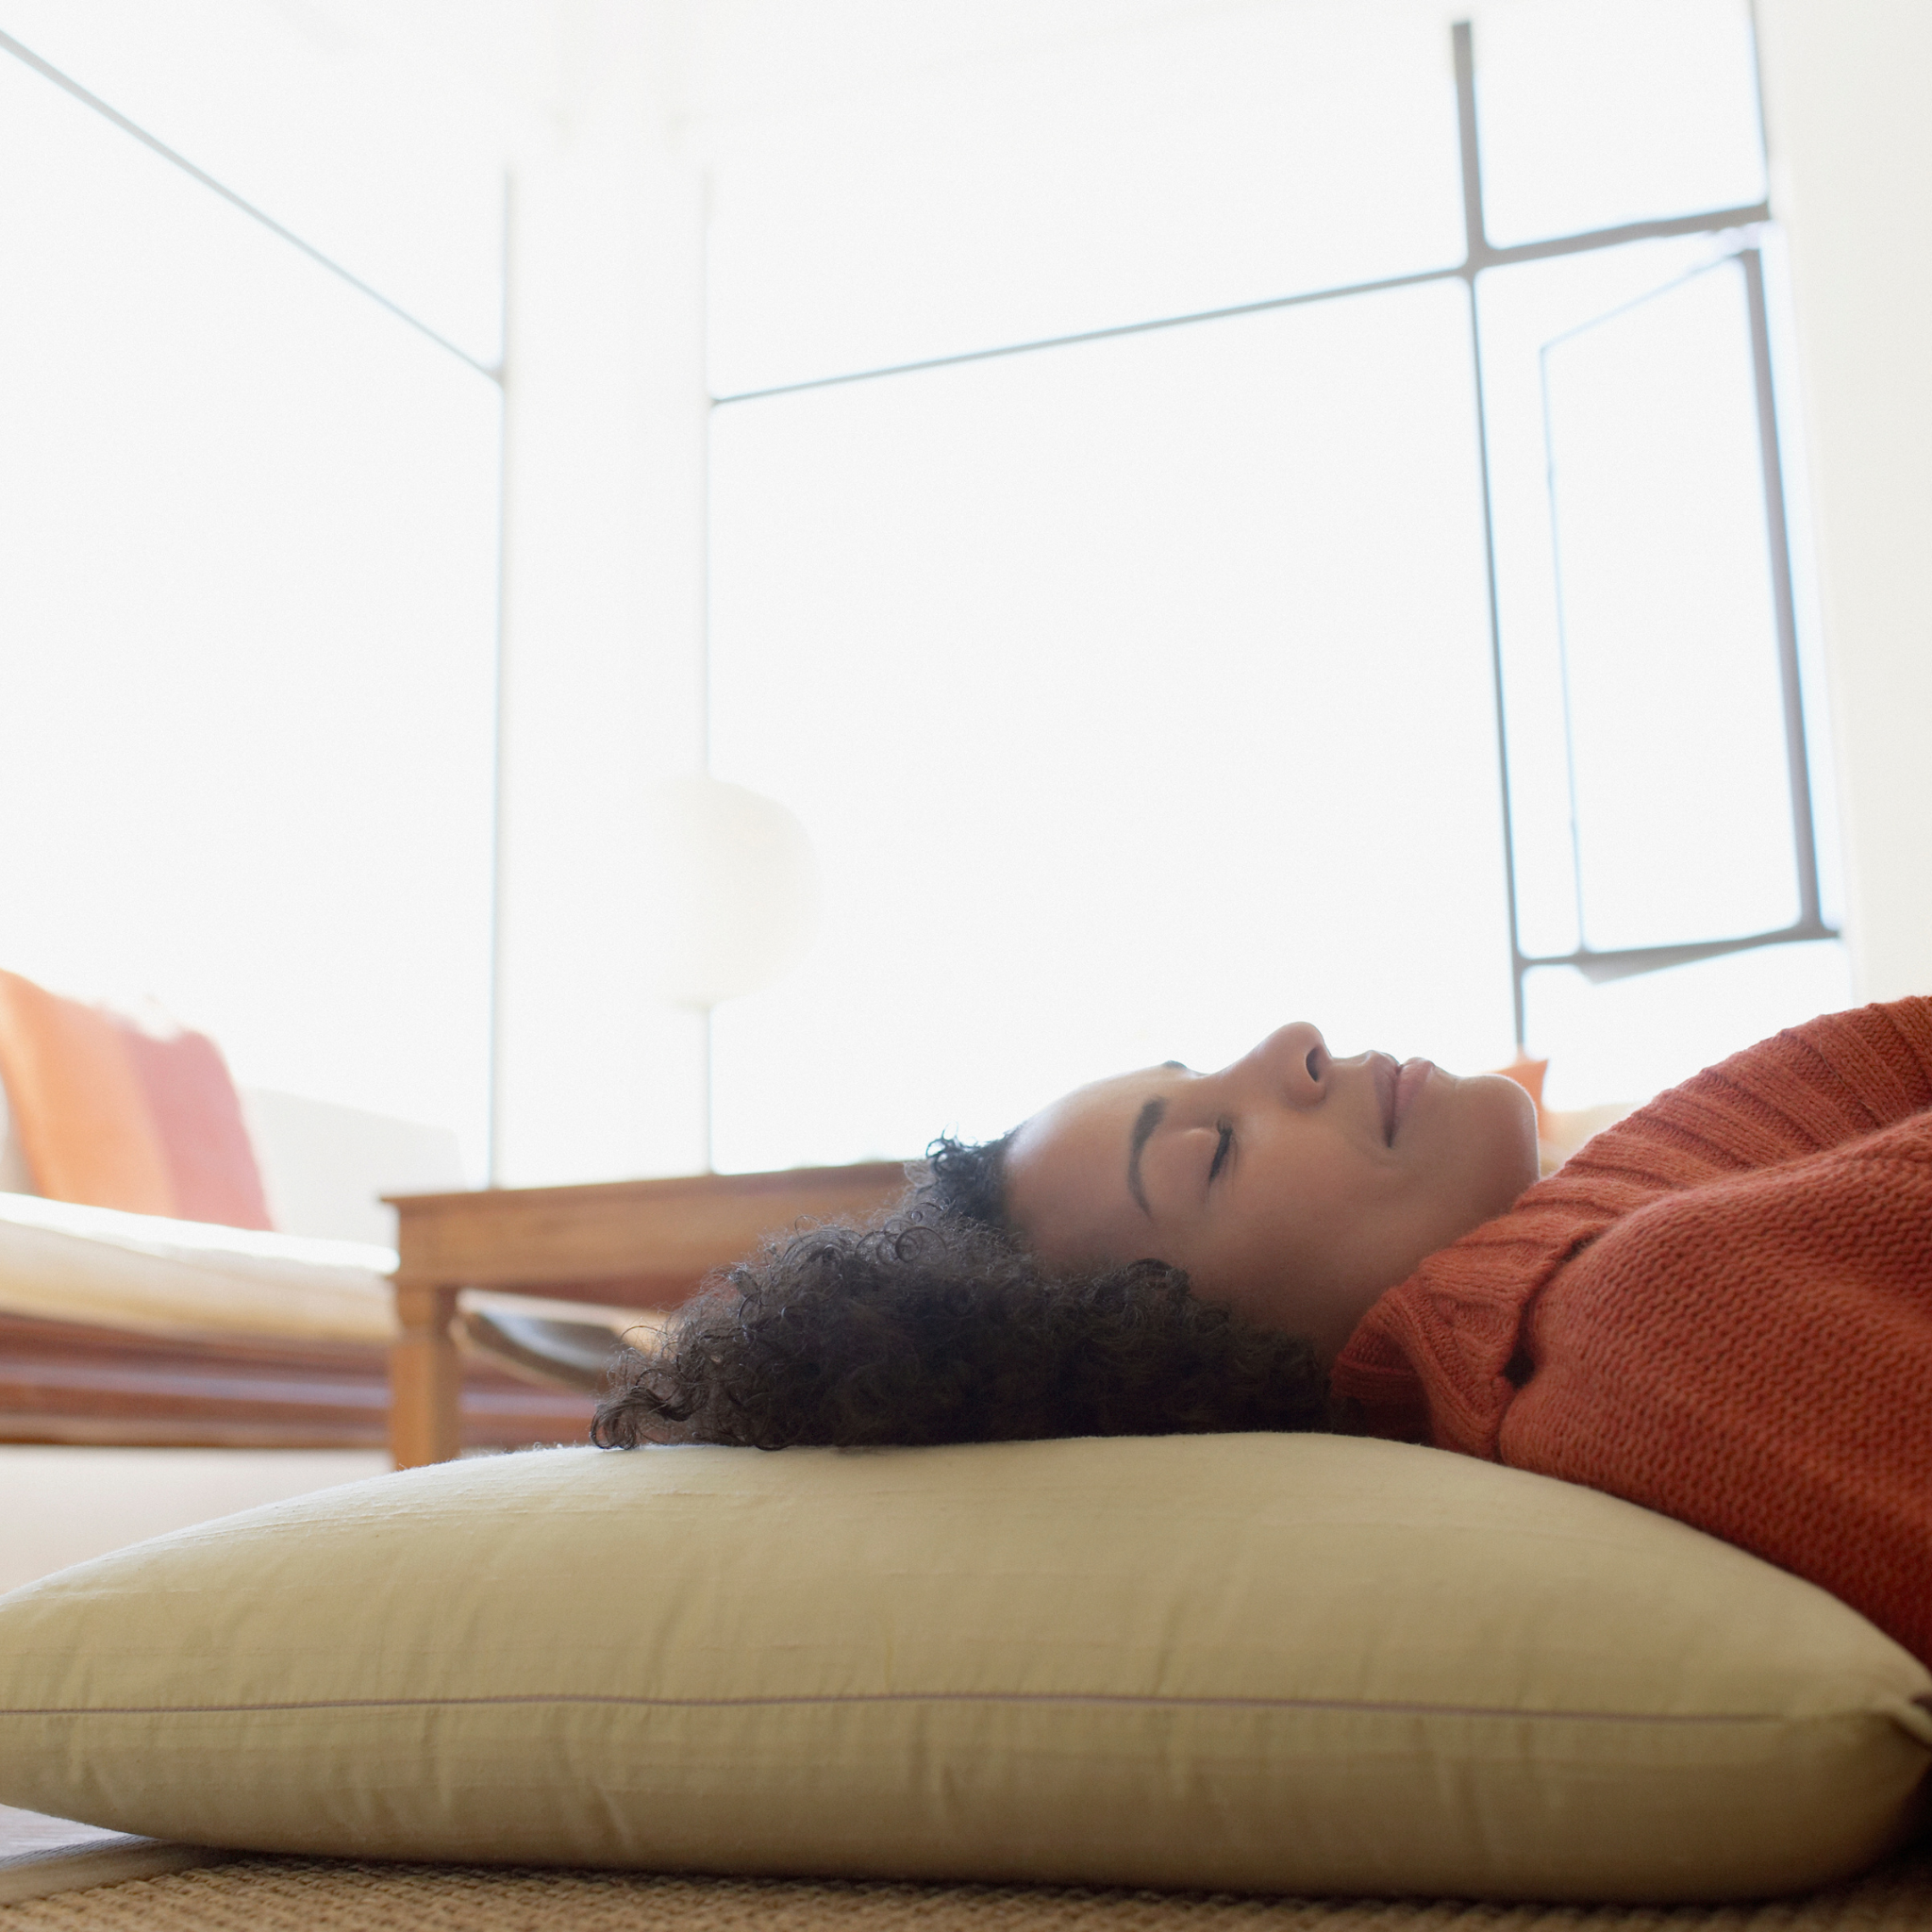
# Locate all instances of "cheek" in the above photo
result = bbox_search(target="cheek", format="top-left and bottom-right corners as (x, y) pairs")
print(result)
(1201, 1167), (1352, 1291)
(1184, 1261), (1304, 1337)
(1164, 1185), (1296, 1307)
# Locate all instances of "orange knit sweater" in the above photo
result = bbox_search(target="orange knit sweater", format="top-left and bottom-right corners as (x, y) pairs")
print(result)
(1331, 997), (1932, 1664)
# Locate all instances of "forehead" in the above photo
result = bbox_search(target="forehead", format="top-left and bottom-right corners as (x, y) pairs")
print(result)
(1005, 1065), (1183, 1254)
(1015, 1067), (1161, 1152)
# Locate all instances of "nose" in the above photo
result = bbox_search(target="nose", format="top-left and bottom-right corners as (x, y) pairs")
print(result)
(1223, 1022), (1330, 1108)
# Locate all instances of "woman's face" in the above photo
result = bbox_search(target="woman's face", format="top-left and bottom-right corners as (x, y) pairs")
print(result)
(1002, 1024), (1538, 1365)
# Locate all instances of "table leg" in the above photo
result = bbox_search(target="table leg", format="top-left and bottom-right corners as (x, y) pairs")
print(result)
(390, 1281), (461, 1469)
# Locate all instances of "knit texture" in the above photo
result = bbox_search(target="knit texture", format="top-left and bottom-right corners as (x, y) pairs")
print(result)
(1332, 999), (1932, 1665)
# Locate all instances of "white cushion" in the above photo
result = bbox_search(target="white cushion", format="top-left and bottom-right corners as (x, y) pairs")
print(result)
(0, 1078), (31, 1195)
(0, 1192), (396, 1341)
(0, 1434), (1926, 1901)
(0, 1192), (647, 1345)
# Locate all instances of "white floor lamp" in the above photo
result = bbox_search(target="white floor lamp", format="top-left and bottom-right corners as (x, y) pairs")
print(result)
(638, 774), (822, 1172)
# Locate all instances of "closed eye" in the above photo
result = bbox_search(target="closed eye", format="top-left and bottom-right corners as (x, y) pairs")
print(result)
(1207, 1120), (1234, 1184)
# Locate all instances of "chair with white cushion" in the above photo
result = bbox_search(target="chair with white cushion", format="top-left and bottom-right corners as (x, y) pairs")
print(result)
(0, 968), (608, 1451)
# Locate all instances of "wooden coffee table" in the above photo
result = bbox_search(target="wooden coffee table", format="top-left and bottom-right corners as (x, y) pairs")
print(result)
(385, 1163), (906, 1467)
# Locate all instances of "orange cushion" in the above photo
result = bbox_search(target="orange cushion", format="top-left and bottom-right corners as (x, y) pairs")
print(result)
(0, 972), (174, 1214)
(0, 971), (271, 1230)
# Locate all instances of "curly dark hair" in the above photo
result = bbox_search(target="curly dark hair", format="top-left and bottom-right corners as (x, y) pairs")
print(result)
(591, 1135), (1328, 1450)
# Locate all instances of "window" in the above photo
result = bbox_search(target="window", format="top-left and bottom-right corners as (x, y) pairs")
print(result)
(701, 0), (1842, 1167)
(0, 17), (505, 1173)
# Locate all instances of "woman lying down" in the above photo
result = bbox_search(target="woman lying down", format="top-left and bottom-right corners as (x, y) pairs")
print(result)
(596, 996), (1932, 1668)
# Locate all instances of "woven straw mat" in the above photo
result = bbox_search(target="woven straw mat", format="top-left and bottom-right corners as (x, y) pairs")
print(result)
(5, 1856), (1932, 1932)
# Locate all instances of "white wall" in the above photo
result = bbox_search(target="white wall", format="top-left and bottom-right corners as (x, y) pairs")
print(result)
(1757, 0), (1932, 1003)
(0, 1447), (387, 1594)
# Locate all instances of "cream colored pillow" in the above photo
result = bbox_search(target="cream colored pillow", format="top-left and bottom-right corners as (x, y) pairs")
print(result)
(0, 1435), (1926, 1903)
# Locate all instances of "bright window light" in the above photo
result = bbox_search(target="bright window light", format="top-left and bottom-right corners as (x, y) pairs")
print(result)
(1469, 0), (1766, 246)
(705, 5), (1463, 395)
(1542, 257), (1799, 949)
(706, 0), (1845, 1152)
(708, 280), (1512, 1169)
(0, 47), (501, 1171)
(1479, 233), (1734, 960)
(0, 0), (505, 364)
(1525, 941), (1851, 1109)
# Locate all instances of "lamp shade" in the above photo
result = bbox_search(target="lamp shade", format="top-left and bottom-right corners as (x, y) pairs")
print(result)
(638, 775), (821, 1008)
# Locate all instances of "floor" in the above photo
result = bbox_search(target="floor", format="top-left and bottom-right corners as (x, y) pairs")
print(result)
(0, 1808), (124, 1856)
(0, 1445), (389, 1598)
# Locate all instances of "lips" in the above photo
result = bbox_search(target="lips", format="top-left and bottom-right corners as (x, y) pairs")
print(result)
(1391, 1058), (1434, 1140)
(1371, 1054), (1400, 1145)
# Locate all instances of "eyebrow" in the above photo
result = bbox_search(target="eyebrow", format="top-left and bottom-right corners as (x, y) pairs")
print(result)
(1126, 1096), (1167, 1217)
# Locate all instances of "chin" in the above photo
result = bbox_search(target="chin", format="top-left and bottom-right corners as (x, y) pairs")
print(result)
(1462, 1072), (1541, 1207)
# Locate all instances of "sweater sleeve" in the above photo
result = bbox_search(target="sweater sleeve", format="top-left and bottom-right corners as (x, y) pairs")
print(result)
(1562, 994), (1932, 1190)
(1498, 1103), (1932, 1666)
(1331, 996), (1932, 1457)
